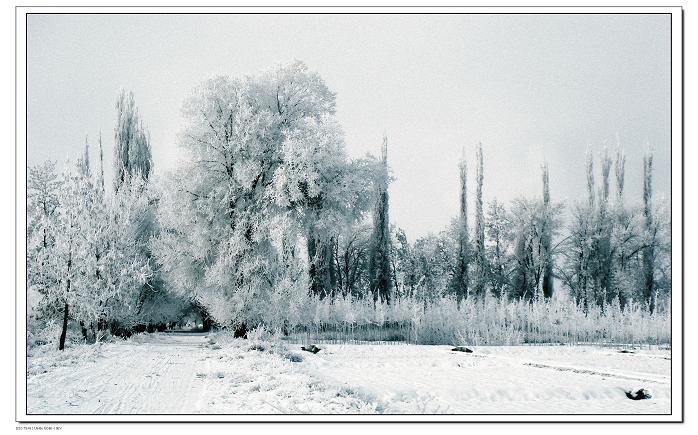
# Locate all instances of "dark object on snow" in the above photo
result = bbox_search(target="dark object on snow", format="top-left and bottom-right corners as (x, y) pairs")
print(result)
(233, 323), (247, 339)
(618, 349), (636, 354)
(626, 388), (652, 400)
(301, 344), (321, 354)
(451, 346), (473, 353)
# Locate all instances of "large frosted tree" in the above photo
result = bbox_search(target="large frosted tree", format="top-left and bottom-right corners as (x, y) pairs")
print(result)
(153, 61), (365, 328)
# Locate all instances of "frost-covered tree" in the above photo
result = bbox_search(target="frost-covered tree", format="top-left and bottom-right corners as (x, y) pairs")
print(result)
(510, 169), (563, 302)
(561, 150), (596, 311)
(114, 89), (153, 190)
(473, 143), (486, 298)
(367, 135), (392, 303)
(540, 163), (554, 299)
(610, 147), (635, 306)
(97, 177), (155, 333)
(78, 136), (91, 178)
(333, 224), (372, 298)
(27, 161), (62, 322)
(50, 161), (108, 348)
(154, 61), (365, 328)
(273, 119), (374, 299)
(452, 151), (469, 302)
(485, 199), (514, 299)
(390, 226), (417, 298)
(591, 149), (614, 305)
(642, 152), (656, 312)
(30, 151), (153, 349)
(53, 169), (83, 349)
(411, 228), (457, 303)
(98, 130), (105, 193)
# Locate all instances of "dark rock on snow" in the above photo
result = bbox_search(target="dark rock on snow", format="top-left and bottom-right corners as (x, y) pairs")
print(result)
(625, 388), (652, 400)
(451, 346), (474, 353)
(301, 344), (321, 354)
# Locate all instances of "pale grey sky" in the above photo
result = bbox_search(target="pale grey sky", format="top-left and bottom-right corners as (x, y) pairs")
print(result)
(27, 13), (671, 239)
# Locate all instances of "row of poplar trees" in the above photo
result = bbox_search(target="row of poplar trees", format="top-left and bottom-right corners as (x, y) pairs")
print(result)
(362, 142), (669, 314)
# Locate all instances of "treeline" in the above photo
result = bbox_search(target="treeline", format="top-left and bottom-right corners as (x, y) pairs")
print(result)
(26, 62), (671, 349)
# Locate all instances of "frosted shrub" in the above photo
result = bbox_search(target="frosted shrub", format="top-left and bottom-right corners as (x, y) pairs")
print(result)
(287, 293), (670, 346)
(247, 325), (279, 343)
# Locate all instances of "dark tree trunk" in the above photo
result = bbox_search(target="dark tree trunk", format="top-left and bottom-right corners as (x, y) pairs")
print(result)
(59, 247), (72, 351)
(79, 321), (88, 342)
(202, 316), (212, 332)
(58, 303), (69, 351)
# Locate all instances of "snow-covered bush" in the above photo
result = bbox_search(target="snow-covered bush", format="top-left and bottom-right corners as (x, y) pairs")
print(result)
(285, 293), (669, 346)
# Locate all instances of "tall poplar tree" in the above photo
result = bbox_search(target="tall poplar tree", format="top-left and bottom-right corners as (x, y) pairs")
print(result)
(541, 163), (554, 299)
(452, 149), (469, 302)
(114, 90), (153, 190)
(368, 135), (392, 303)
(642, 151), (656, 313)
(473, 143), (486, 298)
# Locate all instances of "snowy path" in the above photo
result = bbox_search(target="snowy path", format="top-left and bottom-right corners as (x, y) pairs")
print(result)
(26, 332), (379, 414)
(28, 333), (213, 413)
(26, 334), (671, 415)
(300, 344), (671, 414)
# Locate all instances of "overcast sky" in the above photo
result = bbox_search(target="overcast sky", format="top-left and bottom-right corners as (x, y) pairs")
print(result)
(27, 13), (671, 239)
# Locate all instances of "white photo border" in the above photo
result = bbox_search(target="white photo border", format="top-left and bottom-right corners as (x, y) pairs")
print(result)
(14, 4), (684, 423)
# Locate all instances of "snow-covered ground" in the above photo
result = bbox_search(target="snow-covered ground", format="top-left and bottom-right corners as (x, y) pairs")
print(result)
(26, 332), (670, 415)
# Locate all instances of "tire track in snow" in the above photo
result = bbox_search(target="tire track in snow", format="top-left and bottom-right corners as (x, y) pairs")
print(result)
(521, 362), (670, 384)
(466, 351), (670, 385)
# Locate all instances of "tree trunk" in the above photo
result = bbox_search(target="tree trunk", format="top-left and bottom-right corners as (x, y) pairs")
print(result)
(59, 245), (72, 351)
(202, 315), (212, 332)
(80, 321), (88, 342)
(58, 303), (69, 351)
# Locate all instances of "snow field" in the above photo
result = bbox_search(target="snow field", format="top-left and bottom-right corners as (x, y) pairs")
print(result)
(27, 332), (670, 415)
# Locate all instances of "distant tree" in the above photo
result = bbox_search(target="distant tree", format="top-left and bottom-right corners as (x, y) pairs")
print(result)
(611, 147), (634, 307)
(485, 199), (513, 299)
(562, 150), (596, 311)
(540, 163), (554, 299)
(333, 224), (372, 298)
(510, 168), (563, 301)
(452, 151), (469, 302)
(411, 229), (457, 303)
(98, 130), (105, 193)
(473, 143), (486, 298)
(591, 149), (614, 305)
(77, 136), (91, 178)
(114, 89), (153, 190)
(642, 151), (656, 313)
(390, 226), (417, 298)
